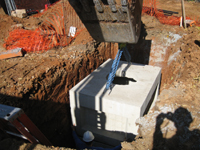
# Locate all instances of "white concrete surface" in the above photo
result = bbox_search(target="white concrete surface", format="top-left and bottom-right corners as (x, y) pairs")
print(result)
(70, 59), (161, 146)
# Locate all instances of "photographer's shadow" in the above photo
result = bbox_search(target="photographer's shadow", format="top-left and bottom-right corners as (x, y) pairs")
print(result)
(153, 107), (200, 150)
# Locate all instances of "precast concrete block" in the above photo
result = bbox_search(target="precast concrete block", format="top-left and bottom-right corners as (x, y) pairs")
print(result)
(70, 59), (161, 146)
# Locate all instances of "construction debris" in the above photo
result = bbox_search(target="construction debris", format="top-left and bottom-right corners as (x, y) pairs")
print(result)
(0, 48), (23, 60)
(68, 26), (77, 37)
(180, 16), (196, 27)
(11, 24), (24, 29)
(11, 9), (27, 18)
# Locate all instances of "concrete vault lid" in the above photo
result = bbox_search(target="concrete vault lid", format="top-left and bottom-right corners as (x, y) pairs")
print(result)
(70, 58), (161, 117)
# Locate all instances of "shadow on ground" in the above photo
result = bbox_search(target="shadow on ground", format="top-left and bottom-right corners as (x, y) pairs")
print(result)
(153, 107), (200, 150)
(0, 93), (75, 149)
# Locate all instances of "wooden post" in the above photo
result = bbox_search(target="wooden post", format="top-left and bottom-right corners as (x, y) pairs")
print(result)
(181, 0), (186, 28)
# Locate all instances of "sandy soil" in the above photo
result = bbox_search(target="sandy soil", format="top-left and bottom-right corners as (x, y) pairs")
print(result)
(0, 0), (200, 150)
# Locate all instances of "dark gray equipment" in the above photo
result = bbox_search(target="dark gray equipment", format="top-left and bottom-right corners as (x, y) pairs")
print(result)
(69, 0), (143, 44)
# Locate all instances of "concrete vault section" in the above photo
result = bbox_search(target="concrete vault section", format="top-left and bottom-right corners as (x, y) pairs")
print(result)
(70, 59), (161, 146)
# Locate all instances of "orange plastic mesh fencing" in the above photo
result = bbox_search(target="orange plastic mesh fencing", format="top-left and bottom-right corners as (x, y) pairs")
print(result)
(142, 0), (158, 16)
(142, 0), (200, 27)
(4, 1), (85, 52)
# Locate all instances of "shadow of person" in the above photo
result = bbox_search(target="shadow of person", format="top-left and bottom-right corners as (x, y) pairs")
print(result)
(153, 107), (200, 150)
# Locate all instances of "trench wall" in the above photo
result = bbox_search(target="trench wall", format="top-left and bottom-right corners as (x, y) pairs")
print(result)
(0, 42), (118, 147)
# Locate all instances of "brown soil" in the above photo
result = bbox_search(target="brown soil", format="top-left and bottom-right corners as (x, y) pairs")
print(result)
(0, 0), (200, 150)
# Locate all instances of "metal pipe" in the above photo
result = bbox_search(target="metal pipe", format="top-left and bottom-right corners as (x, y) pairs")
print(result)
(5, 130), (28, 140)
(4, 0), (9, 15)
(13, 0), (17, 10)
(10, 0), (14, 11)
(5, 0), (11, 15)
(8, 0), (13, 14)
(8, 0), (12, 10)
(10, 0), (17, 11)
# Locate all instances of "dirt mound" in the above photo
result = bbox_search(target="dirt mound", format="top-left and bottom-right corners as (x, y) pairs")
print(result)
(122, 15), (200, 150)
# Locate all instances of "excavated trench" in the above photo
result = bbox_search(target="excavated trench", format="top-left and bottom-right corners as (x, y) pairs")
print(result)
(1, 36), (154, 148)
(33, 42), (120, 148)
(24, 36), (154, 148)
(0, 18), (186, 148)
(0, 41), (118, 148)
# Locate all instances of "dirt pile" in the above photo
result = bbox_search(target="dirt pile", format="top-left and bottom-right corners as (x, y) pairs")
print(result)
(122, 18), (200, 150)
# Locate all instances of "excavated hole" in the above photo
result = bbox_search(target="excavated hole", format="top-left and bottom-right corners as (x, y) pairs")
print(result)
(0, 22), (183, 149)
(8, 43), (118, 148)
(0, 38), (178, 149)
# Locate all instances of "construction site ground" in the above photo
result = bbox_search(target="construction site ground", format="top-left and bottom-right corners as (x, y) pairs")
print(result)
(0, 0), (200, 149)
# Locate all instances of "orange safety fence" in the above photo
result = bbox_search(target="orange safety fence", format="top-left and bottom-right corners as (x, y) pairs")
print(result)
(4, 1), (85, 52)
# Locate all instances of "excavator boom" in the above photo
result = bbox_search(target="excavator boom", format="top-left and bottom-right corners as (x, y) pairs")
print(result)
(69, 0), (143, 44)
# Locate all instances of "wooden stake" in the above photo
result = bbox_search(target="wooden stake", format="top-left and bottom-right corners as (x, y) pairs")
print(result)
(181, 0), (186, 28)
